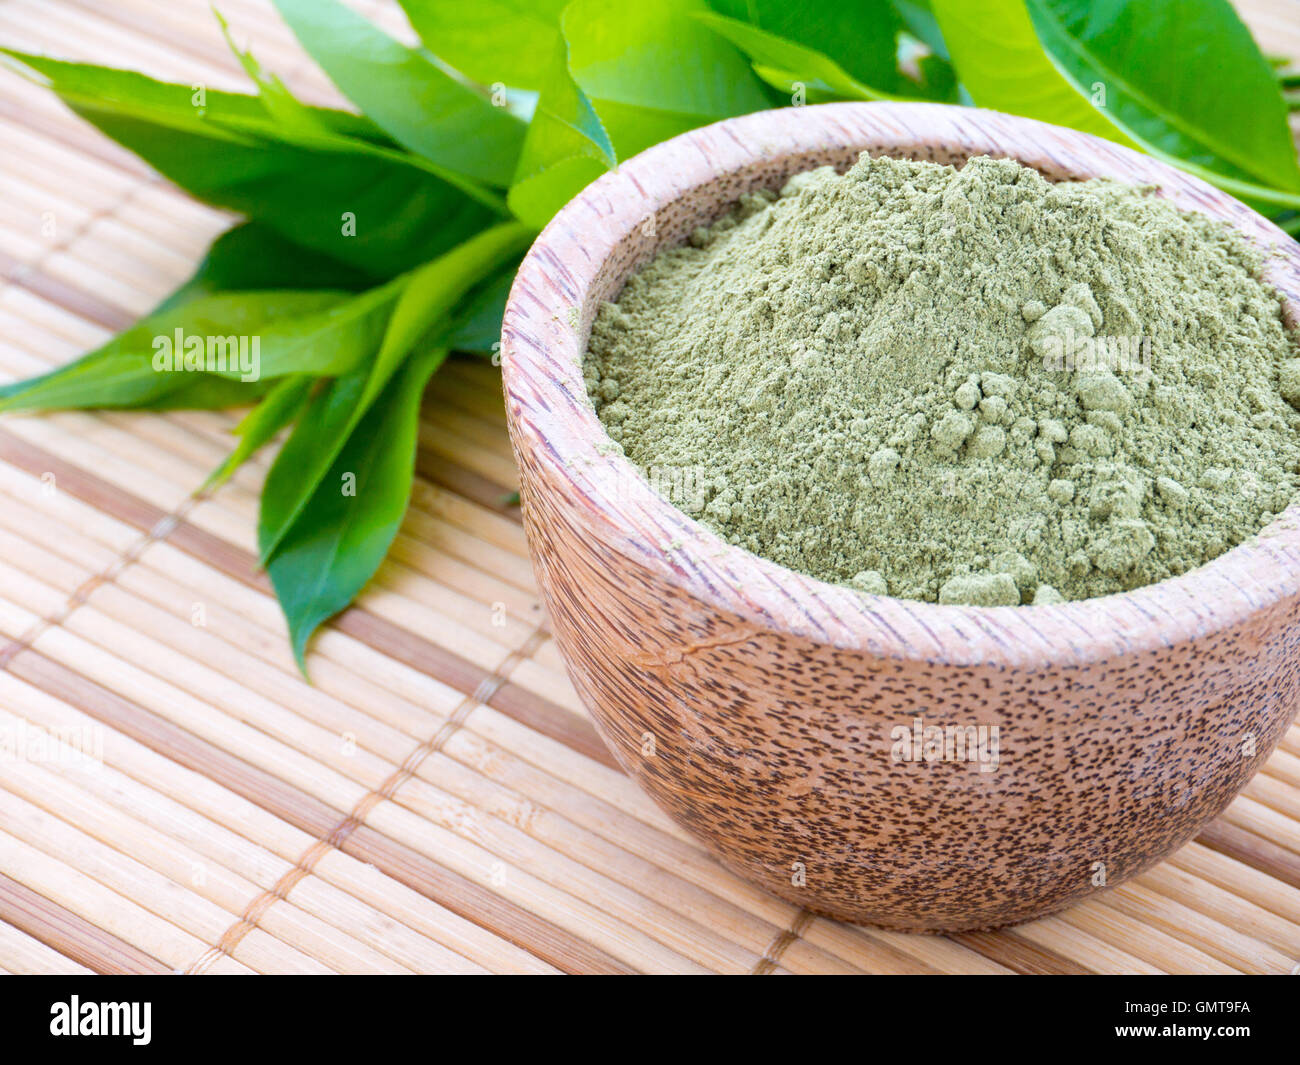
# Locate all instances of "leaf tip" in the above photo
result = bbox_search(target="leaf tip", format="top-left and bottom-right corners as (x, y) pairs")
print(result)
(288, 620), (320, 681)
(0, 49), (52, 88)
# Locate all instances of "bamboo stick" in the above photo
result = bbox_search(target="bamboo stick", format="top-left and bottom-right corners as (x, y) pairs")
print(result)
(1008, 916), (1163, 974)
(1135, 860), (1300, 961)
(0, 668), (556, 973)
(818, 923), (1015, 975)
(68, 564), (796, 966)
(1170, 841), (1300, 926)
(787, 919), (937, 974)
(1, 596), (710, 970)
(419, 422), (521, 490)
(0, 741), (371, 973)
(1106, 880), (1291, 973)
(0, 5), (247, 89)
(773, 936), (871, 975)
(1055, 899), (1240, 974)
(1220, 794), (1300, 853)
(0, 919), (90, 975)
(0, 824), (242, 971)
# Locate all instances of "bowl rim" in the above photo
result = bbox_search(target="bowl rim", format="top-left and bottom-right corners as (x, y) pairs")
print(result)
(501, 101), (1300, 670)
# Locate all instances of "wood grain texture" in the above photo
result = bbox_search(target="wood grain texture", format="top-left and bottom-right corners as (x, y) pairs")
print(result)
(502, 102), (1300, 931)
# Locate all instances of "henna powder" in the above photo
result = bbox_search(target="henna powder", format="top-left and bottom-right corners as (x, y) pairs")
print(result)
(583, 154), (1300, 604)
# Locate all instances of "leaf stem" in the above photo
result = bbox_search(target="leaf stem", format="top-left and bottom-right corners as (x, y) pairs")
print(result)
(1154, 152), (1300, 211)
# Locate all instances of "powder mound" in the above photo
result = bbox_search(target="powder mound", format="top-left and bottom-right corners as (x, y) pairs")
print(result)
(583, 154), (1300, 604)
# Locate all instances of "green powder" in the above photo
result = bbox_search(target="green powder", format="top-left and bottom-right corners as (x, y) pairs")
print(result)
(583, 154), (1300, 605)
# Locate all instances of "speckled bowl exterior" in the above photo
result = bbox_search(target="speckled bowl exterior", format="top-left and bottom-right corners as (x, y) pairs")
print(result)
(500, 102), (1300, 932)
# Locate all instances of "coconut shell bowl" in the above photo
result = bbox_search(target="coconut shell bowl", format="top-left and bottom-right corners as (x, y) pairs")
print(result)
(499, 102), (1300, 932)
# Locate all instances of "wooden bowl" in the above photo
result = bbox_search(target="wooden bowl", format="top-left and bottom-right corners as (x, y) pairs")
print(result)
(500, 102), (1300, 932)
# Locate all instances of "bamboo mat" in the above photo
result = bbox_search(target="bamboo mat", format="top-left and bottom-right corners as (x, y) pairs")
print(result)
(0, 0), (1298, 977)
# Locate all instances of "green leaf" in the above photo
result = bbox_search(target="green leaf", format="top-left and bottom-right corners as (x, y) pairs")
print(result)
(258, 221), (532, 564)
(0, 291), (343, 413)
(206, 375), (314, 487)
(153, 222), (376, 315)
(215, 7), (334, 136)
(927, 2), (1300, 211)
(270, 0), (526, 187)
(434, 262), (521, 355)
(510, 155), (612, 228)
(562, 0), (775, 158)
(910, 52), (958, 102)
(894, 0), (950, 60)
(369, 228), (526, 397)
(743, 67), (849, 104)
(929, 0), (1141, 148)
(11, 46), (505, 208)
(695, 12), (902, 102)
(0, 280), (411, 416)
(0, 47), (375, 136)
(233, 282), (412, 380)
(266, 345), (445, 671)
(508, 38), (616, 228)
(705, 0), (905, 95)
(0, 50), (502, 276)
(134, 376), (274, 412)
(396, 0), (569, 91)
(1024, 0), (1300, 192)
